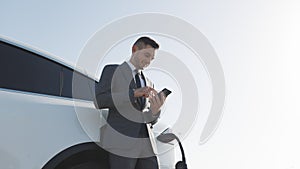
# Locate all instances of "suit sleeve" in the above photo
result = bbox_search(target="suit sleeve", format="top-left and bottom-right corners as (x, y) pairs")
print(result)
(95, 65), (160, 125)
(95, 65), (135, 109)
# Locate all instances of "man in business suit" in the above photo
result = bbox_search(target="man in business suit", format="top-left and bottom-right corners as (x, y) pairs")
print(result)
(95, 37), (166, 169)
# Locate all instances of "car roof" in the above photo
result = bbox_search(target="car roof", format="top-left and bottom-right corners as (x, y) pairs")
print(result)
(0, 35), (95, 81)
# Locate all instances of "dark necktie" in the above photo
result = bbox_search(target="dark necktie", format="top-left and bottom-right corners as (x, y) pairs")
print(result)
(135, 71), (142, 88)
(135, 71), (146, 108)
(135, 71), (148, 137)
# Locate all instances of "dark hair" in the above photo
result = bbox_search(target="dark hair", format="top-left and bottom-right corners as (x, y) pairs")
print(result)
(133, 36), (159, 49)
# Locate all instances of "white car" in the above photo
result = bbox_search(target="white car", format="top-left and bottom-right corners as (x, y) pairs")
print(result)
(0, 36), (174, 169)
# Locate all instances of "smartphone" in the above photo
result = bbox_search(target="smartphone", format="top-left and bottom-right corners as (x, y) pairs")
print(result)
(159, 88), (172, 97)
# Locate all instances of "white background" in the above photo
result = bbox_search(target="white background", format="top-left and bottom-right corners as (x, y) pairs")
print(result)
(1, 1), (300, 168)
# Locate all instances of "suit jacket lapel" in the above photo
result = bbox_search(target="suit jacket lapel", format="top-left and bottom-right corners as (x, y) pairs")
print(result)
(118, 62), (136, 89)
(118, 62), (145, 109)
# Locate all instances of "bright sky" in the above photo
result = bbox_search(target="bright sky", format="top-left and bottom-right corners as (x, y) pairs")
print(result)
(1, 0), (300, 168)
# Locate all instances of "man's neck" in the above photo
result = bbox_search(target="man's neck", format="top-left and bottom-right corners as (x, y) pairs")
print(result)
(129, 59), (142, 71)
(127, 60), (136, 71)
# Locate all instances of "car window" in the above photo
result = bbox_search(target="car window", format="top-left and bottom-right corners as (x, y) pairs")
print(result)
(0, 41), (61, 96)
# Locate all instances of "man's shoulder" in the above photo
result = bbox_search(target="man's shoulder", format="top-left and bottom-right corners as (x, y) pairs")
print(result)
(104, 64), (119, 69)
(102, 64), (119, 73)
(104, 61), (129, 69)
(104, 62), (131, 72)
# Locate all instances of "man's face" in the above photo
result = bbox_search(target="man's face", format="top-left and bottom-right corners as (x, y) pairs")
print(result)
(132, 45), (156, 70)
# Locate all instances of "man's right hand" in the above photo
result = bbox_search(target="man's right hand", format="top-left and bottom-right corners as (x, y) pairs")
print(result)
(133, 86), (153, 98)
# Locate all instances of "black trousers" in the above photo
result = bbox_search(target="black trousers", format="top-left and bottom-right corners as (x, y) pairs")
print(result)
(108, 153), (159, 169)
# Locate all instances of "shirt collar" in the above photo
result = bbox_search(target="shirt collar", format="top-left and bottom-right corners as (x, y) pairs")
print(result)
(126, 61), (141, 74)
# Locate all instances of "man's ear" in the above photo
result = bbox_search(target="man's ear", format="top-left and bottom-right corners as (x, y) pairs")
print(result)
(132, 45), (139, 53)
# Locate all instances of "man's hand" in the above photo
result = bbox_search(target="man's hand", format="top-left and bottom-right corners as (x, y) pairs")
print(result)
(133, 86), (153, 98)
(149, 90), (166, 115)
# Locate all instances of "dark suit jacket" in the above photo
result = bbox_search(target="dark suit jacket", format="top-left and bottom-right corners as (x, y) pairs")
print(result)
(95, 62), (159, 151)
